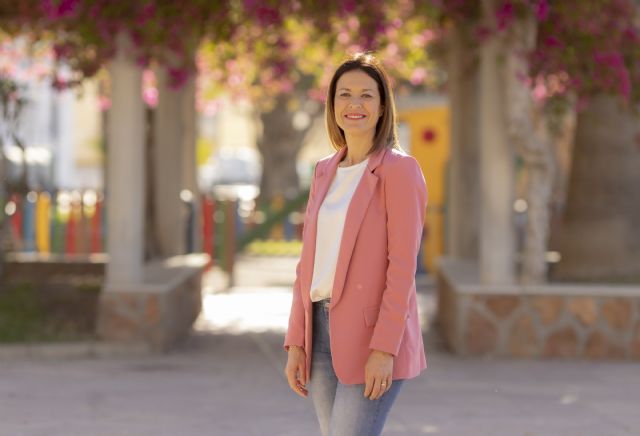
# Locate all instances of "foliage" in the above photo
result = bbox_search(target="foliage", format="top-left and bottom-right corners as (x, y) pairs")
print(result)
(430, 0), (640, 107)
(4, 0), (637, 109)
(0, 282), (100, 343)
(198, 1), (440, 111)
(2, 1), (441, 110)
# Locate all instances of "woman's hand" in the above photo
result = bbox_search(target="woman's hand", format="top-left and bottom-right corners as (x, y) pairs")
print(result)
(364, 349), (394, 400)
(284, 345), (308, 398)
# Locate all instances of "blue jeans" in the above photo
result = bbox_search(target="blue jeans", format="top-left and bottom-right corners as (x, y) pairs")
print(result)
(309, 299), (404, 436)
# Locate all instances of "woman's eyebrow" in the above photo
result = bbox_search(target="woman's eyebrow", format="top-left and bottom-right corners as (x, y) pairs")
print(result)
(337, 87), (374, 92)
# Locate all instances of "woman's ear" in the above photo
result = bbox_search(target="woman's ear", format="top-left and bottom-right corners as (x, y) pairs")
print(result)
(379, 106), (384, 117)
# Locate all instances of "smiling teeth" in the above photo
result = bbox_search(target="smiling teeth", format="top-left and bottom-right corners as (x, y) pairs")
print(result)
(346, 115), (365, 119)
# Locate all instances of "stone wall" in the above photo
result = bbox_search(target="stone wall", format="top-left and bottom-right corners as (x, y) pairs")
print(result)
(4, 253), (106, 284)
(437, 258), (640, 359)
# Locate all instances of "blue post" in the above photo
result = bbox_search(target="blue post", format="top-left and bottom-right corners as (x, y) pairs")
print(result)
(283, 213), (295, 241)
(235, 200), (244, 242)
(22, 193), (36, 252)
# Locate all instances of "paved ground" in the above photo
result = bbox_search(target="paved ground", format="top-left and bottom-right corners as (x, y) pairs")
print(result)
(1, 256), (639, 436)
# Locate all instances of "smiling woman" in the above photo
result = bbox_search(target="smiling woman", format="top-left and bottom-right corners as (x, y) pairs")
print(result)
(325, 53), (401, 166)
(283, 53), (428, 436)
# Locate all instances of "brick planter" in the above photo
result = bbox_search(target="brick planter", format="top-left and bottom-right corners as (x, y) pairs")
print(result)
(437, 258), (640, 359)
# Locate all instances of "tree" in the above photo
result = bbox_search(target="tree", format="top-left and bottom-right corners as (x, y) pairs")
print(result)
(432, 0), (640, 283)
(530, 0), (640, 282)
(197, 1), (439, 205)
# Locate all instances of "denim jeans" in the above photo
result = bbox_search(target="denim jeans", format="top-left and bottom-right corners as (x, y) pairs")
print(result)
(309, 299), (404, 436)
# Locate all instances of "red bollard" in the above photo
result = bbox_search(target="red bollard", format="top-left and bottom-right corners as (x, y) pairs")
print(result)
(10, 194), (23, 251)
(91, 198), (103, 253)
(202, 195), (214, 269)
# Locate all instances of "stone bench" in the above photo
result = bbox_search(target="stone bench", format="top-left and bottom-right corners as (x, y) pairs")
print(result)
(437, 257), (640, 359)
(97, 253), (210, 352)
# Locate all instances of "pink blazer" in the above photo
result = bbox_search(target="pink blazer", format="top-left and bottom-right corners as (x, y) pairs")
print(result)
(284, 145), (428, 385)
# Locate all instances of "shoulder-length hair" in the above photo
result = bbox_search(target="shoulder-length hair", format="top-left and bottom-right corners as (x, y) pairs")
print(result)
(325, 52), (401, 155)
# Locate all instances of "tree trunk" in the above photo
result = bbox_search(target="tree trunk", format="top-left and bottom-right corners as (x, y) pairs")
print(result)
(550, 95), (640, 282)
(0, 151), (8, 279)
(446, 24), (482, 261)
(255, 95), (310, 207)
(504, 15), (556, 284)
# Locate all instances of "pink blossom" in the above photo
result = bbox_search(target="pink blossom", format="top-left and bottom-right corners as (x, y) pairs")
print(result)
(347, 16), (360, 31)
(279, 78), (294, 93)
(386, 42), (399, 57)
(544, 36), (563, 48)
(167, 67), (189, 89)
(51, 75), (67, 91)
(594, 51), (624, 68)
(534, 0), (549, 21)
(410, 67), (427, 86)
(496, 1), (514, 31)
(255, 6), (280, 26)
(98, 95), (111, 111)
(202, 99), (222, 117)
(41, 0), (79, 19)
(532, 82), (547, 102)
(136, 3), (156, 26)
(337, 30), (350, 45)
(340, 0), (357, 14)
(142, 87), (158, 107)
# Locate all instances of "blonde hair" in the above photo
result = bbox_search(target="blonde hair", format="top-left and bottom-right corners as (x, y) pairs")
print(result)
(325, 52), (401, 155)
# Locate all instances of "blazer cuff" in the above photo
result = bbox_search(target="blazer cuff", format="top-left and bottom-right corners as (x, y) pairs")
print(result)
(369, 315), (407, 356)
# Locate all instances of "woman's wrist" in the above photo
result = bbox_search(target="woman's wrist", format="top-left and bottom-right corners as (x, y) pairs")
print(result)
(372, 349), (393, 357)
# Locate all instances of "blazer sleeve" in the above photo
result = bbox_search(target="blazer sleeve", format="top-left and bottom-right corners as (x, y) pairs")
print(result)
(369, 155), (428, 356)
(283, 161), (319, 352)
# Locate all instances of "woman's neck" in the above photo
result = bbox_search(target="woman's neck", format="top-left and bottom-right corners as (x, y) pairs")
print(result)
(341, 132), (374, 166)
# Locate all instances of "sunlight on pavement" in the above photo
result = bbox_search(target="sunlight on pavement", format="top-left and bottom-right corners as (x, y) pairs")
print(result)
(194, 290), (292, 334)
(560, 392), (578, 405)
(194, 289), (433, 335)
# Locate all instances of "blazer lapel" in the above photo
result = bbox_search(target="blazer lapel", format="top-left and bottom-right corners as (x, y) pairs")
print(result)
(299, 146), (388, 310)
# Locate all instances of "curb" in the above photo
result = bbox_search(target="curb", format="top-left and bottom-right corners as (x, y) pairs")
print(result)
(0, 341), (153, 360)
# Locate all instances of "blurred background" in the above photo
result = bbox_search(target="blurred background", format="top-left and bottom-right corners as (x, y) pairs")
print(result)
(0, 1), (639, 435)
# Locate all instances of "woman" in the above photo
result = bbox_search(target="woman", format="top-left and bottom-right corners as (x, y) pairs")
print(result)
(283, 52), (428, 436)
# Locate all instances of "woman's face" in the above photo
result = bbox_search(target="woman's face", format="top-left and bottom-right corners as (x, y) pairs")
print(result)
(334, 69), (383, 138)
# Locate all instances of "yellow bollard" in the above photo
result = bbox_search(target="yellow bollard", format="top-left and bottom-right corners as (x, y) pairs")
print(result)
(35, 192), (51, 254)
(269, 194), (285, 241)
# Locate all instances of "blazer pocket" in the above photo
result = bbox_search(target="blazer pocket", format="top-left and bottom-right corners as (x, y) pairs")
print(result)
(363, 306), (380, 327)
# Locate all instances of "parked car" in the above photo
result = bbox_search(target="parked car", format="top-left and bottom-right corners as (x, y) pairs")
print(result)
(198, 146), (262, 201)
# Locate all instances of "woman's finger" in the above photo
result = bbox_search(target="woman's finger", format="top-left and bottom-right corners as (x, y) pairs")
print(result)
(384, 377), (392, 392)
(298, 362), (307, 387)
(289, 374), (308, 398)
(369, 377), (383, 400)
(363, 373), (374, 398)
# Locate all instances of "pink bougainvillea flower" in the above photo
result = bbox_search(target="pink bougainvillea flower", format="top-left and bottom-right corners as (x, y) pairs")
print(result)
(496, 1), (514, 31)
(41, 0), (80, 19)
(167, 67), (189, 89)
(255, 6), (280, 26)
(534, 0), (550, 21)
(544, 36), (563, 48)
(410, 67), (427, 85)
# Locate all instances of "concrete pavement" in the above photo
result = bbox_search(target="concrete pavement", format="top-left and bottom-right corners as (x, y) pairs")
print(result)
(1, 256), (639, 435)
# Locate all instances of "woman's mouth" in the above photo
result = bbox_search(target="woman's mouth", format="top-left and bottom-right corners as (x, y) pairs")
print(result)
(345, 113), (367, 120)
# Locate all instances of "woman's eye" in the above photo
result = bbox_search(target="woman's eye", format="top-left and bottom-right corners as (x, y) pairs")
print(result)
(362, 94), (372, 98)
(339, 93), (350, 97)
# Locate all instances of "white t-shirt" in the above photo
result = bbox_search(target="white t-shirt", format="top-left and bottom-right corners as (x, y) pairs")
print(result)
(310, 157), (370, 302)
